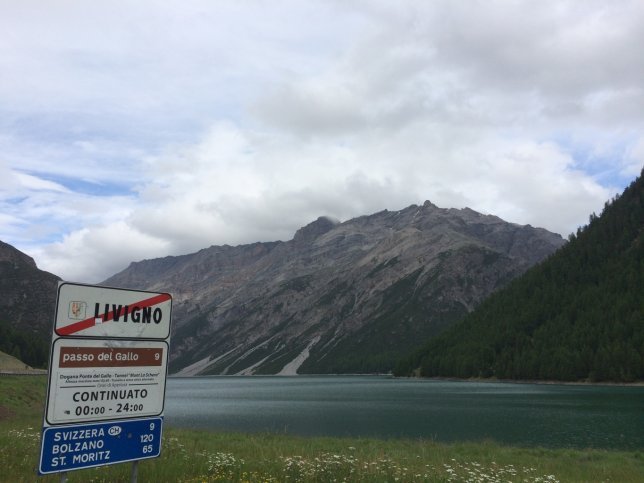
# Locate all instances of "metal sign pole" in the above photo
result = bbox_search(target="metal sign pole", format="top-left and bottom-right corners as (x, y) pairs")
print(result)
(130, 461), (139, 483)
(59, 471), (68, 483)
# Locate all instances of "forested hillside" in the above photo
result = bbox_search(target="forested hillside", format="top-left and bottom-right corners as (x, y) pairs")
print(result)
(395, 170), (644, 382)
(0, 240), (59, 368)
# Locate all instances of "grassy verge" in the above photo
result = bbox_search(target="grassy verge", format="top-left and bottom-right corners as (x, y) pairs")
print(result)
(0, 375), (47, 420)
(1, 376), (642, 482)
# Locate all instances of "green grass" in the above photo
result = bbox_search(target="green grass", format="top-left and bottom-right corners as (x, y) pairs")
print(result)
(0, 375), (47, 420)
(0, 350), (33, 372)
(1, 376), (642, 482)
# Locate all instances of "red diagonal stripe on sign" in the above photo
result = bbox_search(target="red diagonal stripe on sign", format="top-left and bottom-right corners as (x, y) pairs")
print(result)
(57, 293), (171, 336)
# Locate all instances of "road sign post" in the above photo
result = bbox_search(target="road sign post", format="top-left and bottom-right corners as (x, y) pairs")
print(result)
(39, 282), (172, 477)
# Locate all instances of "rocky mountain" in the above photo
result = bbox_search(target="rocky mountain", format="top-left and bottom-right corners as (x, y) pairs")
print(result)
(395, 170), (644, 382)
(104, 201), (565, 375)
(0, 240), (60, 367)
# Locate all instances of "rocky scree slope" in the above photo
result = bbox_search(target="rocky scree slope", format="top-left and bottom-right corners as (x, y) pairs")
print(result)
(103, 201), (565, 375)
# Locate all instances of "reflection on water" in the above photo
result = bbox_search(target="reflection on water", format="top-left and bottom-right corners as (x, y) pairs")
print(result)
(164, 376), (644, 449)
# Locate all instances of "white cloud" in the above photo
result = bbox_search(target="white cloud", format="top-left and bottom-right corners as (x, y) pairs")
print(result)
(14, 173), (69, 193)
(624, 137), (644, 177)
(32, 223), (170, 282)
(0, 1), (642, 282)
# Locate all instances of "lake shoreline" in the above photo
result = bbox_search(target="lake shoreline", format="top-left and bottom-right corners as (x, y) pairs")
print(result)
(169, 372), (644, 387)
(406, 375), (644, 387)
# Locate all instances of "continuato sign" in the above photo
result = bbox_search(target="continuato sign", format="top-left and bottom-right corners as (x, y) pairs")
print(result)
(45, 338), (169, 425)
(40, 282), (172, 476)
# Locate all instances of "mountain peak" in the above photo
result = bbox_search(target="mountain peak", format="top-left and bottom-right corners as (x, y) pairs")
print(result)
(0, 240), (37, 268)
(422, 200), (438, 209)
(293, 216), (340, 243)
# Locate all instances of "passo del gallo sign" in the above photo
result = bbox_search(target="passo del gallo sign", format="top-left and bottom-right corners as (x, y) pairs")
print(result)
(45, 338), (168, 425)
(39, 282), (172, 475)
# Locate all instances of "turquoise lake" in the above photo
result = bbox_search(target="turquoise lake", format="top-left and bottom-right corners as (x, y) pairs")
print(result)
(164, 376), (644, 449)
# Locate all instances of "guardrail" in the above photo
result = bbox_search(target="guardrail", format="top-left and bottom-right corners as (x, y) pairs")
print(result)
(0, 370), (48, 376)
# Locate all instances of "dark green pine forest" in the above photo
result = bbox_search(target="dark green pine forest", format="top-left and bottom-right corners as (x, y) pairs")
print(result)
(395, 169), (644, 382)
(0, 320), (49, 369)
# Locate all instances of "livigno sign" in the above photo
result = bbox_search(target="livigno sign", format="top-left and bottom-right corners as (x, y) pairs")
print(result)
(54, 283), (172, 339)
(39, 282), (172, 476)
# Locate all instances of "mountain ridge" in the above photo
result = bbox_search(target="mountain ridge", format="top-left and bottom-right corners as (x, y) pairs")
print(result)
(103, 200), (565, 375)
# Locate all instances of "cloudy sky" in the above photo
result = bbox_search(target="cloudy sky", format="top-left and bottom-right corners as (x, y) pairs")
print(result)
(1, 1), (642, 283)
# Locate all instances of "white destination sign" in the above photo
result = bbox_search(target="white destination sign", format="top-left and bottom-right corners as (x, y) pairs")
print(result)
(55, 282), (172, 339)
(45, 338), (169, 425)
